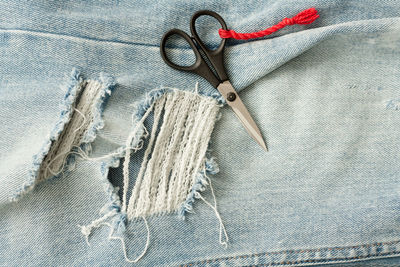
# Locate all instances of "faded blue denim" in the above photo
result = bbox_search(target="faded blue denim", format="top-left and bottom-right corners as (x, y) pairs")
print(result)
(1, 0), (400, 266)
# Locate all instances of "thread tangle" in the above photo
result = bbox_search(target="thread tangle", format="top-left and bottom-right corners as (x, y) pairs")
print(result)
(218, 7), (319, 40)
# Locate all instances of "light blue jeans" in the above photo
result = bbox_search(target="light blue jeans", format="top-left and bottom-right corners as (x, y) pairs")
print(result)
(1, 0), (400, 266)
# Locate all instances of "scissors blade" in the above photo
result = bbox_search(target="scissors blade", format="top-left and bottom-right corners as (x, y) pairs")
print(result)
(217, 81), (268, 151)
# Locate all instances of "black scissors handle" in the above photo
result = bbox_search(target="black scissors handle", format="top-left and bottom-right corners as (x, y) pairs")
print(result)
(160, 10), (228, 88)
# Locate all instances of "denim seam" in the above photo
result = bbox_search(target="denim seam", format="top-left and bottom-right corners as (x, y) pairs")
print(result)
(1, 17), (399, 49)
(0, 28), (159, 48)
(246, 252), (400, 267)
(180, 240), (400, 267)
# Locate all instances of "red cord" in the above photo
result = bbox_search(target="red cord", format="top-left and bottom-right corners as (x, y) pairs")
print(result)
(219, 8), (319, 40)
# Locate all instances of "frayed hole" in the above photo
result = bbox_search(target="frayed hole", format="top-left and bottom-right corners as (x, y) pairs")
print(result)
(37, 79), (113, 182)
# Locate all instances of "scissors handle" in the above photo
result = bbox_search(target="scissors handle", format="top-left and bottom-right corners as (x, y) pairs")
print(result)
(190, 10), (228, 82)
(160, 29), (220, 88)
(160, 10), (229, 88)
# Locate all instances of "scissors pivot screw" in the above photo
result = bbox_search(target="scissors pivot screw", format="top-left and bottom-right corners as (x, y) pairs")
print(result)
(226, 92), (236, 102)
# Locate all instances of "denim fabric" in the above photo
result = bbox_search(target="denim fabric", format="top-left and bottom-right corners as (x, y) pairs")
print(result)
(1, 0), (400, 266)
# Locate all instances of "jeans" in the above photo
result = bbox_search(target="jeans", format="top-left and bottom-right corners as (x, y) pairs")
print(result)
(1, 0), (400, 266)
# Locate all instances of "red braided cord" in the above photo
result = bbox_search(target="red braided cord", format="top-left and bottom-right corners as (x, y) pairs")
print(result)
(219, 8), (319, 40)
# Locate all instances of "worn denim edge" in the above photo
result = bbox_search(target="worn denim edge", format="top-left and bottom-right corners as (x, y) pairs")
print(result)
(10, 67), (116, 202)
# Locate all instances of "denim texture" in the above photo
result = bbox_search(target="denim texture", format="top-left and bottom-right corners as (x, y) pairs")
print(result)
(1, 0), (400, 266)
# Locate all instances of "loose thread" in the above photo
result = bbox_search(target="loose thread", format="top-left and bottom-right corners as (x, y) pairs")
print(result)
(72, 108), (87, 134)
(219, 7), (319, 40)
(194, 82), (199, 94)
(78, 209), (118, 246)
(122, 103), (155, 213)
(198, 173), (229, 248)
(43, 99), (155, 180)
(103, 216), (150, 263)
(44, 142), (145, 179)
(81, 216), (150, 263)
(44, 107), (87, 177)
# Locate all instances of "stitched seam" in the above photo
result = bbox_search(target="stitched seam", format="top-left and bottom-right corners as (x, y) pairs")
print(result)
(179, 240), (400, 267)
(245, 251), (400, 267)
(0, 28), (159, 48)
(2, 17), (399, 49)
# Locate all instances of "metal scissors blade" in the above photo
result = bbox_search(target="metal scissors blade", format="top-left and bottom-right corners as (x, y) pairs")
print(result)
(217, 81), (268, 151)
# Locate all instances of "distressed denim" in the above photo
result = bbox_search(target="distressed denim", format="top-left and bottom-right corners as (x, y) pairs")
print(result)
(1, 0), (400, 266)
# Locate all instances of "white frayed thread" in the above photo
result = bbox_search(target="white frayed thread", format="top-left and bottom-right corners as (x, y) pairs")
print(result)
(72, 108), (87, 134)
(198, 175), (229, 248)
(79, 216), (150, 263)
(43, 144), (126, 178)
(38, 80), (105, 181)
(43, 131), (150, 178)
(44, 107), (88, 176)
(78, 88), (220, 264)
(122, 103), (155, 213)
(123, 90), (220, 220)
(127, 95), (167, 218)
(45, 150), (73, 177)
(78, 209), (118, 246)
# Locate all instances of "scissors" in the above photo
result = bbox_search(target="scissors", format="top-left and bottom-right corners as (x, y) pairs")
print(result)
(160, 10), (267, 151)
